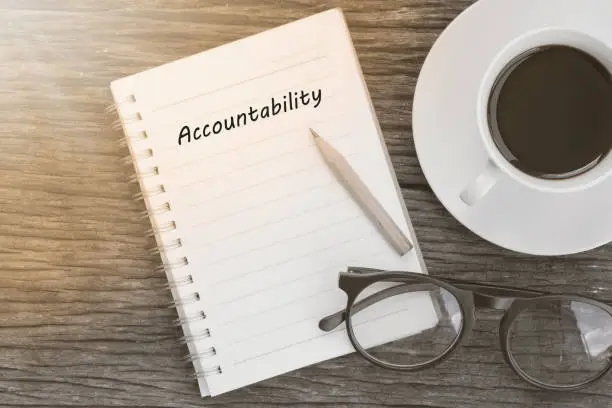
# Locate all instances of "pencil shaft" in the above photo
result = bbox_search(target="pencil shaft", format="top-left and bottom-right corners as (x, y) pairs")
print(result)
(310, 129), (412, 256)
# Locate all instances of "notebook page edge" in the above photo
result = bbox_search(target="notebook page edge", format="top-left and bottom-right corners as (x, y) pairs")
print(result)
(334, 11), (428, 275)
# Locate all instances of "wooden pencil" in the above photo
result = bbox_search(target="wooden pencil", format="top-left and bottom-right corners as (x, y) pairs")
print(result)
(310, 128), (413, 256)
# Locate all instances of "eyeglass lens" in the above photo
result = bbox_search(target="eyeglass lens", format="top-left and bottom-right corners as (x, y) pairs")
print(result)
(508, 299), (612, 387)
(348, 279), (463, 367)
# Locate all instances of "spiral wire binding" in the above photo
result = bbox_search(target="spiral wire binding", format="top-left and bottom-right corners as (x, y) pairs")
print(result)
(183, 346), (216, 362)
(166, 273), (194, 288)
(148, 237), (180, 253)
(110, 93), (221, 379)
(174, 310), (207, 326)
(141, 202), (171, 220)
(193, 366), (223, 378)
(119, 130), (148, 147)
(180, 328), (212, 343)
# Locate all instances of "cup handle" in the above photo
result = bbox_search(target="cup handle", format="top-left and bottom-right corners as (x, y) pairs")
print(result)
(460, 160), (502, 206)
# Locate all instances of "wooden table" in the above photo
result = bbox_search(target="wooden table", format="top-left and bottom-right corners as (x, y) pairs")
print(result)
(2, 1), (611, 406)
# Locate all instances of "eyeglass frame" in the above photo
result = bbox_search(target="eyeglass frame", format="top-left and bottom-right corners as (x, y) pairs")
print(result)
(318, 266), (612, 392)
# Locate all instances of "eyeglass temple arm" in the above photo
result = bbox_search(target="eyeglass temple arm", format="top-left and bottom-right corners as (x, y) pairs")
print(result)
(348, 267), (547, 297)
(318, 270), (547, 332)
(344, 267), (612, 305)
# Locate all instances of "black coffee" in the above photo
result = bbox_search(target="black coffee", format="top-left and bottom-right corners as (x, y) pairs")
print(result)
(488, 45), (612, 179)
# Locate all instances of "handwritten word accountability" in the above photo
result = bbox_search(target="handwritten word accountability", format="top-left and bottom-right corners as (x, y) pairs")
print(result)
(177, 88), (323, 145)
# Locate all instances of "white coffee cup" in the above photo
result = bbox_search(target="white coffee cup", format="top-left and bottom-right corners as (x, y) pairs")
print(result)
(460, 28), (612, 206)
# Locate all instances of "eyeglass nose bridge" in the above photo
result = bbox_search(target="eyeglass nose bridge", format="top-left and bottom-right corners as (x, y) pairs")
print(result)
(473, 292), (516, 310)
(337, 271), (381, 301)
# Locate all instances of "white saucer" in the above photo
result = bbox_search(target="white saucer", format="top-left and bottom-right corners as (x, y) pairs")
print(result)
(412, 0), (612, 256)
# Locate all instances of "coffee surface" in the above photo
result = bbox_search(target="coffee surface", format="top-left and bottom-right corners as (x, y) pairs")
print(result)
(488, 45), (612, 179)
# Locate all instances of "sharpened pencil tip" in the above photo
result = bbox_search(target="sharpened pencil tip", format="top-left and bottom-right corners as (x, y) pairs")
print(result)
(309, 128), (319, 139)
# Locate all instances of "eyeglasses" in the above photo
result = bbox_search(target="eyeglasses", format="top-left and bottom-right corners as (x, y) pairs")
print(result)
(318, 267), (612, 391)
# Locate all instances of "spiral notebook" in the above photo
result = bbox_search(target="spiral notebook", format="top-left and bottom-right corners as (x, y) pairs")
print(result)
(109, 8), (436, 397)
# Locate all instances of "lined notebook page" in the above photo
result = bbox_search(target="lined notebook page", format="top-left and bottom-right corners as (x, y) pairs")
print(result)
(111, 8), (436, 397)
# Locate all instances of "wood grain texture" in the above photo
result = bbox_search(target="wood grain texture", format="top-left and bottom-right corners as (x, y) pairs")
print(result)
(0, 0), (610, 407)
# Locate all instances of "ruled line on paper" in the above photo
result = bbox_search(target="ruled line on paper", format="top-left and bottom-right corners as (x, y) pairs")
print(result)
(230, 304), (416, 365)
(209, 231), (376, 286)
(195, 198), (358, 255)
(152, 55), (327, 113)
(163, 134), (353, 194)
(211, 251), (387, 324)
(214, 272), (335, 314)
(220, 288), (336, 331)
(145, 41), (328, 113)
(186, 195), (351, 247)
(231, 326), (341, 366)
(177, 167), (337, 217)
(201, 213), (363, 269)
(211, 248), (387, 309)
(182, 180), (339, 229)
(173, 148), (358, 215)
(207, 235), (377, 306)
(226, 298), (336, 347)
(263, 41), (327, 70)
(169, 140), (325, 188)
